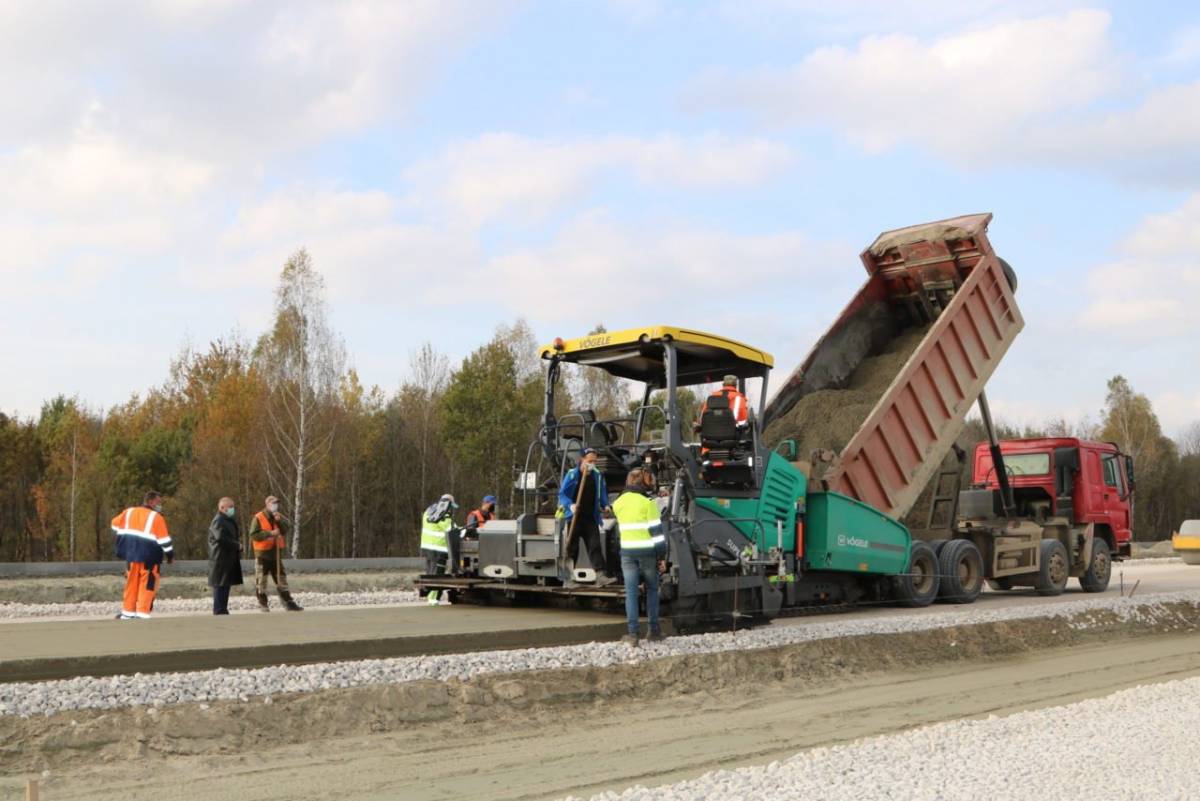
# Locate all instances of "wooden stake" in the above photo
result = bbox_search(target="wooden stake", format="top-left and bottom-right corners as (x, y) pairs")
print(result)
(26, 778), (39, 801)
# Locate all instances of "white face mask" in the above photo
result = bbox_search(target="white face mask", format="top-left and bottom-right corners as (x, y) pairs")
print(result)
(268, 503), (279, 513)
(153, 504), (163, 513)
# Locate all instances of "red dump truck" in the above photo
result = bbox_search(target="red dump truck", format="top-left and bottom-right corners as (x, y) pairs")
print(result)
(765, 212), (1123, 601)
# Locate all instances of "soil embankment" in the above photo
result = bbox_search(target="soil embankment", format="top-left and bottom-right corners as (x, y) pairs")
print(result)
(5, 601), (1200, 800)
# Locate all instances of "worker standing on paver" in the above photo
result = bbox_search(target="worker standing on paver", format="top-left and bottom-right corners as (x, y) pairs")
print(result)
(207, 496), (244, 615)
(697, 375), (749, 428)
(248, 495), (303, 612)
(464, 495), (497, 536)
(111, 490), (174, 620)
(612, 468), (667, 647)
(559, 448), (616, 588)
(421, 493), (458, 605)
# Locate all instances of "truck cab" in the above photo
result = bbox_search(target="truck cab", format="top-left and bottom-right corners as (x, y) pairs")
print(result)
(970, 438), (1134, 559)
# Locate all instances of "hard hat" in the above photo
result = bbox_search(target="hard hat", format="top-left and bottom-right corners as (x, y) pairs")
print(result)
(440, 493), (458, 508)
(483, 495), (497, 504)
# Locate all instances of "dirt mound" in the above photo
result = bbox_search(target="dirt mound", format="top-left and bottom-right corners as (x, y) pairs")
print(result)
(8, 601), (1200, 775)
(765, 326), (930, 473)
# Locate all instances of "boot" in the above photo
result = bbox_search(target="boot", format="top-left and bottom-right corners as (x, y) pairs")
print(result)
(256, 593), (270, 612)
(280, 591), (303, 612)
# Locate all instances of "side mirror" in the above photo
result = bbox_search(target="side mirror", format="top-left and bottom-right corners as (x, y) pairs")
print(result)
(775, 439), (799, 461)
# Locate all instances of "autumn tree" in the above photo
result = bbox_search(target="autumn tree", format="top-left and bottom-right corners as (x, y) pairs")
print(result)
(256, 249), (346, 557)
(440, 322), (542, 514)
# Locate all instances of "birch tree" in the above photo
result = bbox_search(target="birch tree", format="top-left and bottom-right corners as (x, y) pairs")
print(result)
(257, 249), (346, 557)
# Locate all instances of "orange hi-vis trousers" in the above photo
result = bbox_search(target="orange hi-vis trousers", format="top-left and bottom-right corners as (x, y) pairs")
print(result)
(122, 562), (161, 618)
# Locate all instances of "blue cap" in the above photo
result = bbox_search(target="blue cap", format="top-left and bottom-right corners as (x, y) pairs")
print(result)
(483, 495), (497, 504)
(581, 447), (598, 457)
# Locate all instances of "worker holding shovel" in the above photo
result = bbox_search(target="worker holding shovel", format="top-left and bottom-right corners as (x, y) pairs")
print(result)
(559, 448), (616, 588)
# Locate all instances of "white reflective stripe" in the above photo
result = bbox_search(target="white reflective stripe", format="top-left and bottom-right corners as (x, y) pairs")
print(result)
(124, 509), (133, 530)
(622, 539), (658, 549)
(112, 527), (164, 541)
(143, 510), (157, 534)
(422, 543), (449, 553)
(650, 534), (666, 545)
(158, 537), (173, 546)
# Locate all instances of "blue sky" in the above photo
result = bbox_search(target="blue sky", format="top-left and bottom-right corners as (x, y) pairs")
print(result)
(2, 0), (1198, 436)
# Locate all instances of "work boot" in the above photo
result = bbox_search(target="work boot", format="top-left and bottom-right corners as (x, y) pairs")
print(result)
(620, 633), (639, 648)
(256, 593), (270, 612)
(280, 591), (303, 612)
(595, 574), (618, 588)
(646, 629), (667, 643)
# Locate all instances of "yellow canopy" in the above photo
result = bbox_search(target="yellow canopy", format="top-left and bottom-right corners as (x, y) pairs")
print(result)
(539, 325), (773, 387)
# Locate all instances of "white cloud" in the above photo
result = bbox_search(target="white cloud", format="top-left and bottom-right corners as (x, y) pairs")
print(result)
(692, 9), (1117, 164)
(0, 1), (506, 161)
(407, 133), (794, 224)
(207, 187), (481, 300)
(1024, 80), (1200, 185)
(1080, 194), (1200, 336)
(445, 210), (838, 322)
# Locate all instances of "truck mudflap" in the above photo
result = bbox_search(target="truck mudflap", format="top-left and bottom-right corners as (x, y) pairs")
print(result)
(765, 213), (1024, 520)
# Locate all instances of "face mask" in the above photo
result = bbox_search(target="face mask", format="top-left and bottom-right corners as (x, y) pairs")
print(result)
(268, 503), (279, 513)
(153, 504), (163, 513)
(225, 507), (236, 518)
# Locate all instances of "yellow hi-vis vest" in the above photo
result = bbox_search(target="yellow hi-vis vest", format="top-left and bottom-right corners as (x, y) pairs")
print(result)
(613, 491), (665, 551)
(421, 514), (451, 553)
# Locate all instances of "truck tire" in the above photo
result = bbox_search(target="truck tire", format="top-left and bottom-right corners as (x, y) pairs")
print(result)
(1035, 539), (1070, 596)
(927, 539), (949, 555)
(986, 577), (1018, 591)
(893, 540), (940, 607)
(937, 540), (983, 604)
(1000, 258), (1017, 292)
(1079, 538), (1112, 593)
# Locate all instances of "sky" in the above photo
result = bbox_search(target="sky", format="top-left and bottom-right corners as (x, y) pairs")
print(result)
(2, 0), (1198, 436)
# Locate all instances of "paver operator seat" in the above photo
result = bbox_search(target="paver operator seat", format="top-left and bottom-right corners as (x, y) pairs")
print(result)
(699, 393), (754, 487)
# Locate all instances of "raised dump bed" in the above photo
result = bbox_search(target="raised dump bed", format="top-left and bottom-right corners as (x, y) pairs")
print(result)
(764, 213), (1023, 520)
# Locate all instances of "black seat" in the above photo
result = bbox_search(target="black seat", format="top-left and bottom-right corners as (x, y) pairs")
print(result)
(699, 394), (753, 487)
(700, 393), (739, 450)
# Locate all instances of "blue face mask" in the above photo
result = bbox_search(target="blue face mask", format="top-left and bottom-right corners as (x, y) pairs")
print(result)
(225, 507), (236, 518)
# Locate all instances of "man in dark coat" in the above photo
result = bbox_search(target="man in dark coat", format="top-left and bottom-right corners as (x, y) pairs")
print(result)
(208, 496), (244, 615)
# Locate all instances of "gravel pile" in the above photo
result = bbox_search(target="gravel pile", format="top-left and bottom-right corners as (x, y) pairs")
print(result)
(0, 590), (421, 620)
(567, 676), (1200, 800)
(3, 589), (1199, 719)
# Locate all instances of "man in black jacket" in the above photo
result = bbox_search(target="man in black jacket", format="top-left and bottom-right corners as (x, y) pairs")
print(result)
(208, 496), (244, 615)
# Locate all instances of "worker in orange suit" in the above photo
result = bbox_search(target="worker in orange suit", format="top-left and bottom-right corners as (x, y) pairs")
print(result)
(697, 375), (749, 429)
(111, 490), (174, 619)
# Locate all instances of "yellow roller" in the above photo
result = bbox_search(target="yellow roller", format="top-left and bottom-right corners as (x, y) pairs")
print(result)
(1172, 520), (1200, 565)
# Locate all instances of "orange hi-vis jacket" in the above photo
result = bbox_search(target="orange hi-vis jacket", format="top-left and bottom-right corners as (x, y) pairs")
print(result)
(111, 506), (173, 565)
(251, 511), (286, 553)
(701, 386), (749, 426)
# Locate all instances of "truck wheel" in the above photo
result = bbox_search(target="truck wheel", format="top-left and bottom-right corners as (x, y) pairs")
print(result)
(1079, 538), (1111, 593)
(927, 539), (949, 555)
(986, 577), (1017, 591)
(937, 540), (983, 604)
(1035, 539), (1070, 596)
(893, 541), (940, 607)
(1000, 258), (1017, 292)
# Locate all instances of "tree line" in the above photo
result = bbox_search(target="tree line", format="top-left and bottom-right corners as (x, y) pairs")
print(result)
(2, 252), (1198, 561)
